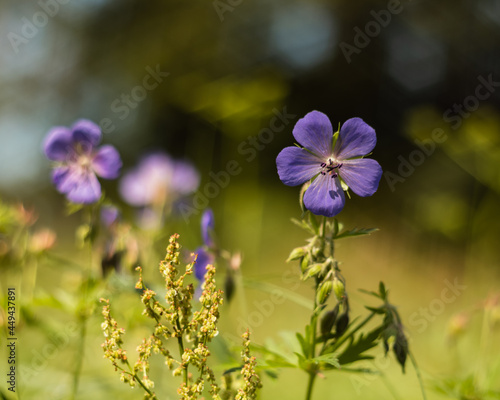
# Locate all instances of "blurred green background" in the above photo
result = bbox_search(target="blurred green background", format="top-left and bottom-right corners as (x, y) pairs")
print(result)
(1, 0), (500, 398)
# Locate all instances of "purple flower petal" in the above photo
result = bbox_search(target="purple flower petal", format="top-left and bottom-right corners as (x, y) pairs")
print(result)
(334, 118), (376, 160)
(43, 127), (73, 161)
(71, 119), (102, 147)
(52, 165), (101, 204)
(193, 247), (214, 282)
(303, 174), (345, 217)
(92, 145), (122, 179)
(101, 205), (120, 227)
(340, 158), (382, 197)
(171, 160), (200, 195)
(52, 166), (71, 191)
(277, 146), (322, 187)
(292, 111), (333, 158)
(66, 173), (101, 204)
(119, 152), (174, 206)
(119, 170), (151, 206)
(201, 209), (215, 247)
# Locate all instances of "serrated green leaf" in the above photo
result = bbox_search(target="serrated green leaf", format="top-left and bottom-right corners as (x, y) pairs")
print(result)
(311, 353), (340, 369)
(337, 327), (383, 365)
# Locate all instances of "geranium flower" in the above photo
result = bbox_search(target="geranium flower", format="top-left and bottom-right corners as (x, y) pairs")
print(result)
(193, 209), (216, 295)
(43, 120), (122, 204)
(201, 208), (215, 248)
(276, 111), (382, 217)
(119, 152), (199, 207)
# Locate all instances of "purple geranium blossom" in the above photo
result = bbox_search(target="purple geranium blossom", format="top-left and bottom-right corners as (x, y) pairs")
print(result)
(193, 209), (217, 295)
(201, 208), (215, 248)
(43, 119), (122, 204)
(119, 152), (200, 207)
(276, 111), (382, 217)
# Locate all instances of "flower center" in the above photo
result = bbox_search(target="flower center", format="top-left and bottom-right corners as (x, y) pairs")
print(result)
(320, 158), (342, 178)
(69, 142), (95, 173)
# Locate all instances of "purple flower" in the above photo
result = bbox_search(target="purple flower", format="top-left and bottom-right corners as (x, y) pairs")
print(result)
(119, 152), (200, 207)
(193, 209), (216, 295)
(193, 246), (214, 283)
(276, 111), (382, 217)
(43, 120), (122, 204)
(100, 205), (120, 227)
(201, 208), (215, 248)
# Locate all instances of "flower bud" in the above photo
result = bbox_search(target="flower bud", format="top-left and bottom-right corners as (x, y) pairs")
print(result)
(393, 331), (408, 373)
(300, 252), (311, 273)
(302, 263), (323, 280)
(335, 313), (349, 337)
(287, 246), (307, 262)
(320, 304), (339, 337)
(316, 280), (333, 305)
(333, 277), (345, 301)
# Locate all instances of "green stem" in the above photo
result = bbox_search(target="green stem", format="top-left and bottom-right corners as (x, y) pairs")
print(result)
(409, 351), (427, 400)
(305, 372), (317, 400)
(70, 207), (95, 400)
(71, 314), (88, 400)
(176, 319), (188, 387)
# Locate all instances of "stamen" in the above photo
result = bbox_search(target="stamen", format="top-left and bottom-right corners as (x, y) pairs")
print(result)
(319, 158), (342, 178)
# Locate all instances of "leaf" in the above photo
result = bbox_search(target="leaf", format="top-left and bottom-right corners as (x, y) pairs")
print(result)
(311, 353), (340, 369)
(337, 327), (383, 365)
(364, 306), (386, 315)
(379, 281), (388, 300)
(335, 227), (379, 240)
(358, 288), (381, 299)
(250, 343), (298, 369)
(296, 333), (309, 358)
(294, 352), (307, 370)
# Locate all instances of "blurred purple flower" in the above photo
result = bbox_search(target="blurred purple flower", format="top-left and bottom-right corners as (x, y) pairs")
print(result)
(43, 119), (122, 204)
(119, 152), (200, 207)
(193, 208), (217, 296)
(201, 208), (215, 247)
(100, 205), (120, 227)
(193, 246), (214, 283)
(276, 111), (382, 217)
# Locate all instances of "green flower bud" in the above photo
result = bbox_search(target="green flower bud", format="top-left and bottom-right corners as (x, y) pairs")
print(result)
(300, 252), (311, 273)
(287, 246), (307, 262)
(302, 263), (323, 280)
(333, 277), (345, 301)
(316, 280), (333, 305)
